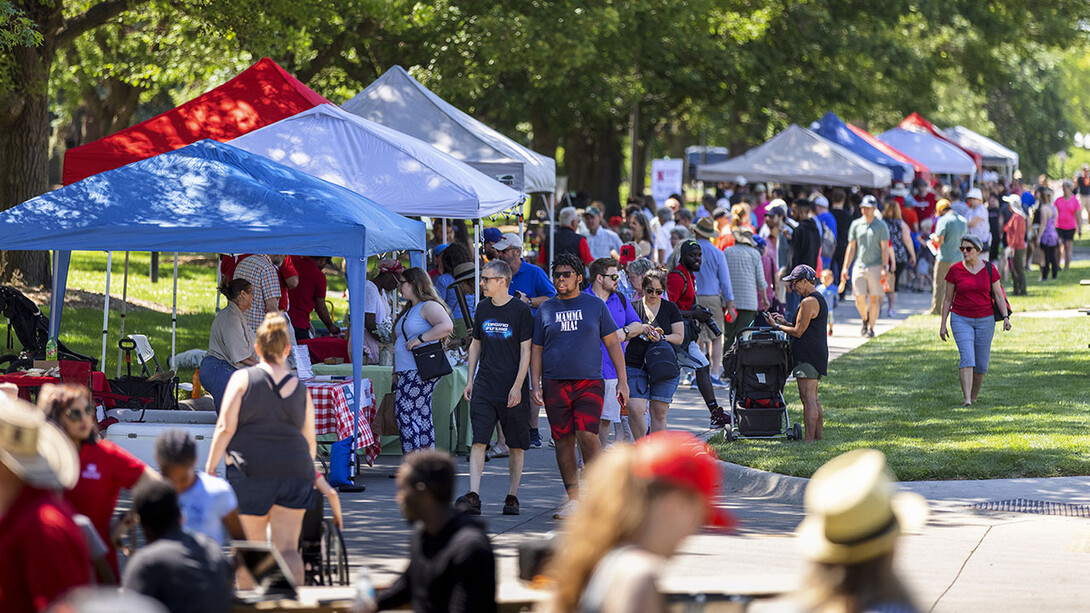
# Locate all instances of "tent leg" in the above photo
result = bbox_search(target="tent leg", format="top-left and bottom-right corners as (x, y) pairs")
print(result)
(101, 252), (113, 372)
(117, 252), (130, 378)
(474, 219), (482, 307)
(548, 194), (556, 274)
(215, 255), (222, 312)
(171, 253), (178, 371)
(49, 251), (72, 341)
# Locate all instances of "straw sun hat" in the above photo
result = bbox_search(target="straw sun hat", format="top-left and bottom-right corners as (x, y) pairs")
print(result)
(796, 449), (929, 565)
(0, 394), (79, 490)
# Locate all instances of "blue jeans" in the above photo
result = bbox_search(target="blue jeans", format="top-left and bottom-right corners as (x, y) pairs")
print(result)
(950, 313), (995, 374)
(199, 355), (236, 412)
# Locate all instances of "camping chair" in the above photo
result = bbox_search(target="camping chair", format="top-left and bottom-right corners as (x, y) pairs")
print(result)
(120, 334), (164, 378)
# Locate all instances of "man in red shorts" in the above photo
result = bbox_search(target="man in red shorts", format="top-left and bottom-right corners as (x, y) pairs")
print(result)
(530, 253), (628, 520)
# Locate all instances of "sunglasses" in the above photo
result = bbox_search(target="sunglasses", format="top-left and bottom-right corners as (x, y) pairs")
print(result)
(65, 406), (95, 421)
(959, 246), (976, 252)
(553, 270), (576, 280)
(644, 288), (665, 296)
(600, 273), (619, 281)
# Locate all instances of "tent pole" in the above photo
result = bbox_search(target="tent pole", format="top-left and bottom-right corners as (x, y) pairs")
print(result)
(215, 255), (222, 312)
(101, 252), (113, 372)
(171, 253), (178, 371)
(474, 219), (481, 307)
(442, 218), (448, 247)
(548, 194), (556, 274)
(116, 252), (130, 378)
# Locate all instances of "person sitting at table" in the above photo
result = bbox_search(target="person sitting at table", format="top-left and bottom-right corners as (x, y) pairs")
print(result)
(364, 260), (401, 363)
(204, 313), (317, 586)
(393, 267), (454, 454)
(38, 383), (160, 581)
(200, 278), (259, 412)
(287, 255), (340, 342)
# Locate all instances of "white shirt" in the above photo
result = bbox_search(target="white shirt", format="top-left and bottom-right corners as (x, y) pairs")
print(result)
(363, 280), (390, 362)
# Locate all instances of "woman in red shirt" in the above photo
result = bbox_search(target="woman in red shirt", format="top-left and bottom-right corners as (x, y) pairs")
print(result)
(39, 384), (158, 578)
(939, 235), (1012, 406)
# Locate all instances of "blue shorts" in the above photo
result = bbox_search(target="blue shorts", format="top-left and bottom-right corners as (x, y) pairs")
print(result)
(626, 366), (680, 404)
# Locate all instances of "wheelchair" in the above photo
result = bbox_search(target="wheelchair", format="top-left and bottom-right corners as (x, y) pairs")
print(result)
(299, 488), (350, 586)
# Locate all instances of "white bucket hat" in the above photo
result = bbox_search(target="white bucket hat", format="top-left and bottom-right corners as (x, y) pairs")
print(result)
(796, 449), (929, 565)
(0, 394), (79, 489)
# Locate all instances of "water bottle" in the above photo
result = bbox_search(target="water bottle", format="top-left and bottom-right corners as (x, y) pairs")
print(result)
(191, 369), (203, 399)
(352, 568), (376, 611)
(45, 337), (58, 361)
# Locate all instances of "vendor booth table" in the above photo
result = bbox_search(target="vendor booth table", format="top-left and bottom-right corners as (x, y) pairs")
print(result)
(304, 378), (378, 465)
(311, 363), (470, 455)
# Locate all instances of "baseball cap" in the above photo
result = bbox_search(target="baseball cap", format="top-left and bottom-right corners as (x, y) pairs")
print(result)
(492, 233), (523, 252)
(632, 431), (737, 530)
(860, 195), (878, 208)
(679, 240), (702, 256)
(965, 187), (983, 201)
(812, 195), (829, 208)
(783, 264), (817, 283)
(618, 244), (638, 266)
(765, 198), (788, 217)
(584, 205), (602, 217)
(734, 175), (748, 186)
(608, 215), (624, 227)
(482, 227), (503, 244)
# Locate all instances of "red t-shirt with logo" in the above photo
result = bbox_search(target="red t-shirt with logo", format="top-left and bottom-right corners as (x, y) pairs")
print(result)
(0, 487), (91, 612)
(288, 256), (329, 329)
(945, 261), (1000, 319)
(63, 440), (145, 576)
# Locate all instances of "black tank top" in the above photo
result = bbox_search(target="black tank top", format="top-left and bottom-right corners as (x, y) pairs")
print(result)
(227, 367), (313, 480)
(792, 291), (828, 375)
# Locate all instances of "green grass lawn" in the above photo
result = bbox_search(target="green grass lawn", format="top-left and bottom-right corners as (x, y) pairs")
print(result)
(1009, 257), (1090, 312)
(712, 315), (1090, 480)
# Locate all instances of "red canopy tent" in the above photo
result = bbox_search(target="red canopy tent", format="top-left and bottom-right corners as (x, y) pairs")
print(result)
(62, 58), (329, 185)
(846, 122), (931, 184)
(898, 112), (982, 172)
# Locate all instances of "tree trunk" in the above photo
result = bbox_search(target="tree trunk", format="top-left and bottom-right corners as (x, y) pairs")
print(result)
(565, 123), (623, 217)
(0, 3), (59, 287)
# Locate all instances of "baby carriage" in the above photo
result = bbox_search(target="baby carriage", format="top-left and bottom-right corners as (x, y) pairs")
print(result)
(722, 327), (802, 442)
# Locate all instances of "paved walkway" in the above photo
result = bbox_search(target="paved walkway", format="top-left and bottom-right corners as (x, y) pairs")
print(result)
(339, 286), (1090, 611)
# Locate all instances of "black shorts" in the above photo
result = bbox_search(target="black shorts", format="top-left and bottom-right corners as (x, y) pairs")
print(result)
(542, 379), (604, 439)
(227, 465), (314, 516)
(470, 390), (531, 450)
(1058, 228), (1077, 242)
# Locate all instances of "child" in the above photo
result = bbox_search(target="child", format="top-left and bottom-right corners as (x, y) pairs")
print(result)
(155, 429), (244, 546)
(816, 269), (838, 336)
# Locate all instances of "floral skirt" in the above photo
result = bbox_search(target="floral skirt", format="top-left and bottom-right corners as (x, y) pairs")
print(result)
(394, 369), (438, 453)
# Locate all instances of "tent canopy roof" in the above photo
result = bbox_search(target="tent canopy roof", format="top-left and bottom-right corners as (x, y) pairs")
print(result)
(811, 112), (914, 182)
(899, 112), (982, 170)
(877, 128), (977, 176)
(230, 104), (524, 218)
(341, 65), (556, 193)
(845, 123), (931, 183)
(944, 126), (1019, 169)
(62, 58), (329, 185)
(2, 139), (424, 257)
(696, 124), (892, 188)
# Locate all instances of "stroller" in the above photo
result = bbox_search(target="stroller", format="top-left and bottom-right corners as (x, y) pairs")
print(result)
(722, 327), (802, 442)
(0, 285), (97, 373)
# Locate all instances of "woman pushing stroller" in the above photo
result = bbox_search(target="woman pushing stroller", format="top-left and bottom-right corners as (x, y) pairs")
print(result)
(767, 265), (828, 442)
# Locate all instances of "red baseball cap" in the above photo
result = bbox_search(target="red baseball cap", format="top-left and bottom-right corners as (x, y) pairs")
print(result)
(608, 215), (624, 228)
(618, 244), (637, 266)
(632, 431), (737, 531)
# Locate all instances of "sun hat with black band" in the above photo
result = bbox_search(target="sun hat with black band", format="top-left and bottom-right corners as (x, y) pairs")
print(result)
(960, 234), (984, 252)
(796, 449), (928, 565)
(0, 394), (79, 490)
(693, 217), (719, 239)
(451, 262), (477, 285)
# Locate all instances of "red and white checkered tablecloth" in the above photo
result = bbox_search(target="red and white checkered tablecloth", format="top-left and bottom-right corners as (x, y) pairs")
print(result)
(305, 378), (379, 465)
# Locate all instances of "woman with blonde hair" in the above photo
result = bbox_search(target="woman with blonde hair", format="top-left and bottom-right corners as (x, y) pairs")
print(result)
(393, 267), (454, 453)
(206, 312), (316, 585)
(882, 198), (916, 318)
(545, 431), (734, 612)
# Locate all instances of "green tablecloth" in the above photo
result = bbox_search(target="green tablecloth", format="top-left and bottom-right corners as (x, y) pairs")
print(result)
(310, 363), (470, 455)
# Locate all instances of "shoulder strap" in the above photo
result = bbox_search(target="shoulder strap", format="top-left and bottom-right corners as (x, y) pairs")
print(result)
(617, 290), (627, 310)
(667, 269), (690, 298)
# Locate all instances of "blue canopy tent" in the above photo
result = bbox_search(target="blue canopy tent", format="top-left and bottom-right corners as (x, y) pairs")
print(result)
(0, 139), (426, 468)
(811, 112), (914, 183)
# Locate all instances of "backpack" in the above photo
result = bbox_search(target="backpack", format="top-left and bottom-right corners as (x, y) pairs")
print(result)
(819, 219), (837, 257)
(633, 301), (681, 383)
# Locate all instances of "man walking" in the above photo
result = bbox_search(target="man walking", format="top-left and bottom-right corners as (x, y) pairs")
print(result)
(841, 195), (891, 337)
(1003, 195), (1028, 296)
(538, 206), (594, 268)
(530, 253), (628, 519)
(930, 200), (969, 314)
(691, 217), (735, 388)
(582, 204), (623, 260)
(458, 260), (533, 516)
(586, 258), (641, 446)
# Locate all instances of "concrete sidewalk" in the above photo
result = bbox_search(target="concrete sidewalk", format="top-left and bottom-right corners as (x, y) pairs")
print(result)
(340, 286), (1090, 611)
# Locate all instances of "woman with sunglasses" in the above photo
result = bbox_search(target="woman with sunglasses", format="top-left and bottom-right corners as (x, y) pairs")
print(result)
(624, 269), (685, 437)
(39, 383), (159, 579)
(939, 235), (1011, 406)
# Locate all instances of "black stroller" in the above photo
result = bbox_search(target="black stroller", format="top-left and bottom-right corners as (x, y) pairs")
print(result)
(0, 285), (97, 372)
(722, 327), (802, 442)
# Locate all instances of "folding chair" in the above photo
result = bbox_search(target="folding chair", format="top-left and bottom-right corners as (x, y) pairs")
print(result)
(119, 334), (164, 378)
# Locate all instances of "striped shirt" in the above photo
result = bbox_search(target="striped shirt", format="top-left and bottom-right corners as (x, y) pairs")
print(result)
(233, 254), (280, 333)
(723, 243), (768, 311)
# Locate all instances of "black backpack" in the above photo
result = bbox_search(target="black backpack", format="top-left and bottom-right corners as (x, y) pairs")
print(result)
(634, 301), (680, 383)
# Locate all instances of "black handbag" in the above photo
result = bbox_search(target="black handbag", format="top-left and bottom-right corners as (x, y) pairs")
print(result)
(412, 342), (452, 381)
(987, 262), (1011, 322)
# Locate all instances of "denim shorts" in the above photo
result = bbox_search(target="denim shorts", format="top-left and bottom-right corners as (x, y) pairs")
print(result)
(950, 313), (996, 374)
(626, 366), (680, 404)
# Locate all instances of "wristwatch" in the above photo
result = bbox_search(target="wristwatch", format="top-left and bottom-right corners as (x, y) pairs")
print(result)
(622, 325), (630, 336)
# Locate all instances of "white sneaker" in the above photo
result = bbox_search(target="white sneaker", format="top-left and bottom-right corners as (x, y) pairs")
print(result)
(553, 499), (578, 520)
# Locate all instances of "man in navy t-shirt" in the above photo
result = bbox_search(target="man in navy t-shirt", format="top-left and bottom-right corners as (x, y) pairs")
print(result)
(531, 253), (628, 520)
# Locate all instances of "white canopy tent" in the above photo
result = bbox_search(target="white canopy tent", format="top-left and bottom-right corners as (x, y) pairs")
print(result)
(696, 124), (892, 188)
(877, 128), (977, 176)
(342, 66), (556, 194)
(230, 104), (525, 218)
(943, 126), (1019, 178)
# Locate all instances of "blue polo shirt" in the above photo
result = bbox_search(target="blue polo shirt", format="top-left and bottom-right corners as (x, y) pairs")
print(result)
(584, 288), (640, 380)
(509, 259), (556, 315)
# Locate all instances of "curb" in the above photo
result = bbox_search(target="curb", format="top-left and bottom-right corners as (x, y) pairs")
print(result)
(719, 460), (808, 504)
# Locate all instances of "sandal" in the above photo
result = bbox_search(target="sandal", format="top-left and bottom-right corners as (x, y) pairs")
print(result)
(488, 444), (510, 459)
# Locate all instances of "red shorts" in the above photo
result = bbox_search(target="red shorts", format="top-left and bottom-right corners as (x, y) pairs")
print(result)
(542, 379), (604, 439)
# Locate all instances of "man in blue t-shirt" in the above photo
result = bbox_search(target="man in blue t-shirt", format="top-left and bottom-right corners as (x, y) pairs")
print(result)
(496, 232), (556, 448)
(531, 253), (628, 519)
(585, 257), (641, 446)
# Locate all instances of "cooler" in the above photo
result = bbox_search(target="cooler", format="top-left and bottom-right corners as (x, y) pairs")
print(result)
(105, 409), (217, 424)
(103, 422), (224, 472)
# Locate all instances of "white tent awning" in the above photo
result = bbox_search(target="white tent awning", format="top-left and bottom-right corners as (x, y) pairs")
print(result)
(230, 104), (525, 218)
(877, 128), (977, 176)
(944, 126), (1019, 170)
(342, 66), (556, 194)
(696, 124), (892, 188)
